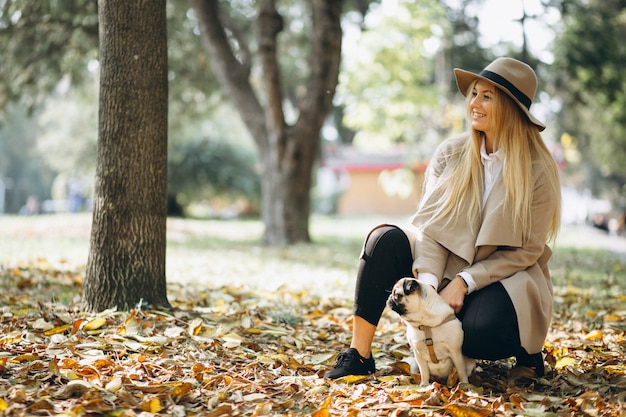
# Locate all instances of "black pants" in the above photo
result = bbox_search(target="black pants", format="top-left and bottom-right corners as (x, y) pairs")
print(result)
(353, 224), (524, 360)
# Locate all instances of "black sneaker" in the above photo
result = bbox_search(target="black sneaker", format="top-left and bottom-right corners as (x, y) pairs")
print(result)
(325, 348), (375, 379)
(516, 351), (545, 377)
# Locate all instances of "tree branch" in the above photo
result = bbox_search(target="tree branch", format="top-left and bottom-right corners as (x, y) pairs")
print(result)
(295, 0), (343, 134)
(191, 0), (266, 147)
(258, 0), (286, 145)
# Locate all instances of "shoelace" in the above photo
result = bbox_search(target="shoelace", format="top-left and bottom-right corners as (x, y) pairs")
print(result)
(335, 351), (350, 365)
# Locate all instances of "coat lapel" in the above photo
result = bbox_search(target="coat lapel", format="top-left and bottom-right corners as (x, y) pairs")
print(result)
(475, 177), (522, 248)
(414, 174), (522, 265)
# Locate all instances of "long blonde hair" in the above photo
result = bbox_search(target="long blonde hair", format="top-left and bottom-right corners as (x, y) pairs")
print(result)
(420, 80), (561, 243)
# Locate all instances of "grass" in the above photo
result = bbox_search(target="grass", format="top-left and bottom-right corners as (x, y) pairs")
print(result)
(1, 213), (625, 301)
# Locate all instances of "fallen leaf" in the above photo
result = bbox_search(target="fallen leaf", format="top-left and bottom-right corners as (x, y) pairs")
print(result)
(43, 324), (70, 336)
(444, 403), (491, 417)
(83, 317), (107, 331)
(52, 380), (92, 399)
(141, 397), (162, 413)
(555, 356), (577, 370)
(32, 318), (54, 330)
(584, 329), (603, 341)
(188, 318), (203, 336)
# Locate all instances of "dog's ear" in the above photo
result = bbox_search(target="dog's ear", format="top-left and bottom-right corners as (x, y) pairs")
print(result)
(403, 278), (420, 295)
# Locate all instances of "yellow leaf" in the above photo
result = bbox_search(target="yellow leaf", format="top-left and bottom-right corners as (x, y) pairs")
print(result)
(83, 317), (107, 331)
(0, 398), (7, 411)
(331, 374), (369, 384)
(584, 329), (603, 341)
(444, 403), (491, 417)
(0, 335), (21, 346)
(141, 398), (162, 413)
(604, 314), (622, 322)
(43, 324), (71, 336)
(311, 397), (332, 417)
(170, 382), (193, 396)
(11, 354), (39, 362)
(555, 356), (577, 370)
(188, 318), (203, 336)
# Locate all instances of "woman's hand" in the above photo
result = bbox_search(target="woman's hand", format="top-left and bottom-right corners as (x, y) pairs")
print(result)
(439, 276), (468, 314)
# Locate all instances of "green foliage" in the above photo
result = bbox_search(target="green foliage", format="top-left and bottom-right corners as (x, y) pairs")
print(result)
(167, 136), (261, 209)
(0, 104), (55, 213)
(0, 0), (99, 111)
(552, 0), (626, 200)
(36, 79), (98, 177)
(338, 0), (450, 150)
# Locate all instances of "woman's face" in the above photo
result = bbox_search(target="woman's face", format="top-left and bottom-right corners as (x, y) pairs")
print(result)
(470, 79), (496, 137)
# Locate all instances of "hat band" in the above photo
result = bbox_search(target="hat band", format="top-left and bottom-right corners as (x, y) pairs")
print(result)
(479, 70), (532, 110)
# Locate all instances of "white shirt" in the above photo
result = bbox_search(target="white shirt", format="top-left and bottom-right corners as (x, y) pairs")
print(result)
(418, 139), (502, 294)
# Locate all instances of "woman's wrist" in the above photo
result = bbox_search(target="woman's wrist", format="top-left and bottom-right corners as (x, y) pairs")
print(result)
(456, 275), (469, 294)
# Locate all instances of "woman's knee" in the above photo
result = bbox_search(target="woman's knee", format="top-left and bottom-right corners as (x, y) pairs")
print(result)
(361, 224), (409, 260)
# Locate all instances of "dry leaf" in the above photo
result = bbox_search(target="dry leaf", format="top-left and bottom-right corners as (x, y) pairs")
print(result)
(444, 403), (492, 417)
(52, 380), (92, 399)
(1, 258), (626, 416)
(83, 317), (107, 331)
(43, 324), (70, 336)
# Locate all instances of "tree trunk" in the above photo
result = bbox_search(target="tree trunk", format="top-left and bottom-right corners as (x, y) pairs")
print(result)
(83, 0), (170, 312)
(192, 0), (343, 245)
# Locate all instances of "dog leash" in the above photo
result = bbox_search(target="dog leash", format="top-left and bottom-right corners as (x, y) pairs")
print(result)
(418, 314), (458, 364)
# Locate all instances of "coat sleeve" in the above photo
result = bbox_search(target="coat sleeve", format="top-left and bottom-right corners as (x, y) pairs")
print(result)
(410, 138), (458, 285)
(462, 165), (557, 289)
(412, 232), (450, 286)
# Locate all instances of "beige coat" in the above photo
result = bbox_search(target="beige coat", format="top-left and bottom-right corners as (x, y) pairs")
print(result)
(403, 134), (556, 353)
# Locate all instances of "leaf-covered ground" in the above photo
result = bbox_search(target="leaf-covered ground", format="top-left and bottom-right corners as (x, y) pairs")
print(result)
(0, 215), (625, 416)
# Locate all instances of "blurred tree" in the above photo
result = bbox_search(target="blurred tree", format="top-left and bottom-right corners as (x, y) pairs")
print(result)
(82, 0), (170, 312)
(0, 0), (260, 217)
(36, 79), (98, 178)
(0, 104), (54, 213)
(0, 0), (380, 244)
(337, 0), (497, 161)
(552, 0), (626, 203)
(339, 0), (449, 153)
(441, 0), (491, 91)
(190, 0), (347, 244)
(0, 0), (99, 111)
(168, 135), (261, 213)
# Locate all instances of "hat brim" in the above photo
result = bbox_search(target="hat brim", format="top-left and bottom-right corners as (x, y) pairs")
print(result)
(454, 68), (546, 132)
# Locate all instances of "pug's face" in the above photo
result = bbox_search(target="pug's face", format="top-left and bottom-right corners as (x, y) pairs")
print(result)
(386, 277), (425, 316)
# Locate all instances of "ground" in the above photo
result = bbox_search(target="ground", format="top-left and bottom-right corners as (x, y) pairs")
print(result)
(0, 214), (624, 416)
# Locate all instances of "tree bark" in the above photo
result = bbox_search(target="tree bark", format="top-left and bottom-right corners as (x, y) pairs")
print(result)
(83, 0), (170, 311)
(192, 0), (343, 245)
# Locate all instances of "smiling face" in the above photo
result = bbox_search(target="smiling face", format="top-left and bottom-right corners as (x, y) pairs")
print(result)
(469, 79), (497, 148)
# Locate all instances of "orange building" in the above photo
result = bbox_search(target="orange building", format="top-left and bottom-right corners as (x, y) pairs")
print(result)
(321, 146), (426, 216)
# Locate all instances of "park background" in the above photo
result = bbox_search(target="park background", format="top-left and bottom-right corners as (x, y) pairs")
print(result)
(1, 0), (625, 416)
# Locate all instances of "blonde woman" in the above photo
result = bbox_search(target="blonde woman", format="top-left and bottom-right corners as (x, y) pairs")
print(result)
(326, 57), (561, 380)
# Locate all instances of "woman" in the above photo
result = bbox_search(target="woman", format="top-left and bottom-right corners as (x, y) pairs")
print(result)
(326, 57), (561, 380)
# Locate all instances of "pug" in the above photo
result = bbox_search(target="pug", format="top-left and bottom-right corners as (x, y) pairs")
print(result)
(387, 277), (475, 385)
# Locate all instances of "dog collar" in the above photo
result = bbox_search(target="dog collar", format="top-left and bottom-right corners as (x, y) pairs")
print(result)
(417, 313), (457, 364)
